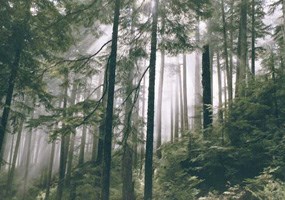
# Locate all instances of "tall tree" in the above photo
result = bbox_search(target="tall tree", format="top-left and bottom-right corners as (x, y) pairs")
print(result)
(182, 54), (189, 130)
(144, 0), (159, 199)
(0, 5), (29, 162)
(194, 21), (202, 131)
(101, 0), (121, 199)
(56, 70), (69, 200)
(156, 51), (165, 159)
(221, 0), (233, 104)
(202, 45), (212, 132)
(251, 0), (256, 77)
(236, 0), (248, 96)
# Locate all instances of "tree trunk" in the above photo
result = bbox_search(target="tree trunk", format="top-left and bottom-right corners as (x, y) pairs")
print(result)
(174, 84), (179, 140)
(6, 117), (24, 196)
(96, 70), (107, 165)
(8, 134), (15, 172)
(65, 81), (78, 186)
(178, 66), (184, 133)
(56, 71), (70, 200)
(194, 21), (202, 131)
(270, 51), (279, 125)
(78, 125), (87, 166)
(202, 45), (212, 133)
(0, 47), (22, 163)
(216, 51), (223, 123)
(156, 51), (165, 158)
(45, 140), (56, 200)
(23, 108), (35, 199)
(122, 144), (134, 200)
(170, 94), (174, 143)
(282, 0), (285, 55)
(144, 0), (159, 199)
(140, 75), (146, 174)
(101, 0), (121, 199)
(122, 16), (135, 198)
(221, 0), (232, 105)
(182, 54), (189, 130)
(251, 0), (256, 77)
(229, 0), (234, 103)
(236, 0), (248, 97)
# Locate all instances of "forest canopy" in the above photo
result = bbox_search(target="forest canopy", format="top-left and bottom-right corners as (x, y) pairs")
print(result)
(1, 0), (285, 200)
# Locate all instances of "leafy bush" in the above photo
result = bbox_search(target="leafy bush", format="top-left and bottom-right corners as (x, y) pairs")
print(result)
(155, 138), (201, 200)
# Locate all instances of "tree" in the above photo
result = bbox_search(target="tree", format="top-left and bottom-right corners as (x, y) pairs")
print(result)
(236, 0), (248, 96)
(194, 22), (202, 131)
(182, 54), (189, 130)
(56, 70), (69, 200)
(156, 51), (165, 159)
(144, 0), (159, 199)
(101, 0), (121, 199)
(221, 0), (233, 104)
(202, 45), (212, 132)
(251, 0), (256, 77)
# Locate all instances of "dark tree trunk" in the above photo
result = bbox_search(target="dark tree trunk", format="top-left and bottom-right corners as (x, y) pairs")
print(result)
(202, 45), (212, 133)
(122, 144), (134, 200)
(0, 47), (21, 163)
(101, 0), (121, 199)
(144, 0), (159, 199)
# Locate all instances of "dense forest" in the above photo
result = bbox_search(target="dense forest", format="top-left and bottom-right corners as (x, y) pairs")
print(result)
(1, 0), (285, 199)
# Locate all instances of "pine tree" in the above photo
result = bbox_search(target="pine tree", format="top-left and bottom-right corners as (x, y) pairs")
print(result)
(101, 0), (121, 199)
(144, 0), (159, 199)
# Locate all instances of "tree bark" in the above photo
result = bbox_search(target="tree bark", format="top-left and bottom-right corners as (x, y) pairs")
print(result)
(65, 80), (78, 186)
(194, 21), (202, 131)
(221, 0), (232, 104)
(182, 54), (189, 130)
(282, 0), (285, 56)
(251, 0), (256, 77)
(6, 117), (24, 196)
(178, 66), (184, 133)
(156, 51), (165, 158)
(78, 126), (87, 166)
(0, 46), (21, 163)
(144, 0), (159, 199)
(174, 84), (179, 140)
(56, 71), (69, 200)
(101, 0), (121, 199)
(170, 94), (174, 143)
(202, 45), (212, 133)
(45, 140), (56, 200)
(23, 107), (35, 199)
(236, 0), (248, 97)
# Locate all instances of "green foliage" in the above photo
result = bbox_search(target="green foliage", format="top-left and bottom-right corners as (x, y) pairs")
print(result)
(155, 138), (201, 200)
(244, 168), (285, 200)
